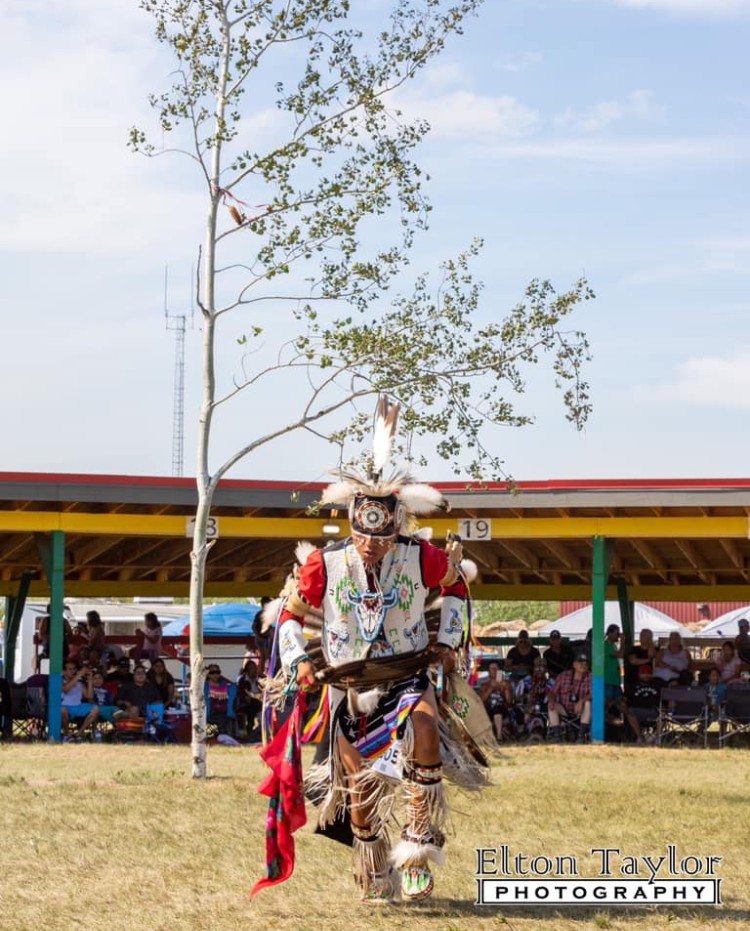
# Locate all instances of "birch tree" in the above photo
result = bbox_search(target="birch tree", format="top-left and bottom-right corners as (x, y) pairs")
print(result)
(131, 0), (594, 777)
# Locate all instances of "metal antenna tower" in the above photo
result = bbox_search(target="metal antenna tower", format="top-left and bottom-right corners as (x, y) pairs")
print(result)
(164, 266), (194, 477)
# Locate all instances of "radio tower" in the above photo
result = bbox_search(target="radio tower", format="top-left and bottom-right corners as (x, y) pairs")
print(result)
(164, 266), (193, 477)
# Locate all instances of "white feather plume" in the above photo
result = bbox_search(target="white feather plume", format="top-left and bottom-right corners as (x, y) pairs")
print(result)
(372, 395), (399, 475)
(460, 558), (478, 583)
(399, 483), (448, 515)
(260, 597), (283, 633)
(319, 481), (358, 507)
(294, 541), (317, 566)
(413, 526), (434, 541)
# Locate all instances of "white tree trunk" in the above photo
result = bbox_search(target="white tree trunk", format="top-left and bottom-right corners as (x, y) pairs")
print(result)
(188, 493), (211, 778)
(188, 9), (229, 779)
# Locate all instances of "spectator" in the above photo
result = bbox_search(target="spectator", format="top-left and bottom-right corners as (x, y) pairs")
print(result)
(717, 641), (743, 686)
(622, 664), (660, 744)
(547, 653), (591, 743)
(85, 610), (107, 655)
(61, 660), (100, 738)
(604, 624), (625, 711)
(106, 656), (134, 686)
(624, 628), (657, 688)
(570, 628), (592, 664)
(504, 631), (541, 678)
(543, 630), (573, 679)
(102, 644), (125, 668)
(89, 669), (117, 724)
(522, 660), (550, 740)
(35, 604), (74, 672)
(705, 667), (727, 722)
(479, 662), (516, 741)
(235, 658), (262, 738)
(654, 631), (693, 687)
(733, 619), (750, 666)
(205, 664), (235, 732)
(115, 665), (162, 719)
(147, 658), (176, 707)
(134, 612), (163, 664)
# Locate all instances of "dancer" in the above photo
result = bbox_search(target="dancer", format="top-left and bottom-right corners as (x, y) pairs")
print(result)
(268, 397), (486, 904)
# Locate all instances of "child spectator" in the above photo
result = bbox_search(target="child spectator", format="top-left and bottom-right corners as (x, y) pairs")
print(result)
(705, 667), (727, 722)
(134, 612), (163, 663)
(623, 664), (660, 744)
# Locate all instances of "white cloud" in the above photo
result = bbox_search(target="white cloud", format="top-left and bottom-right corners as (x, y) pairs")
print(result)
(395, 90), (539, 139)
(612, 0), (750, 14)
(556, 90), (664, 132)
(634, 349), (750, 409)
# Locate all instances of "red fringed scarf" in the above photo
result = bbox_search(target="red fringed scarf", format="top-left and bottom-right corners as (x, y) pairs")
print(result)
(250, 694), (307, 900)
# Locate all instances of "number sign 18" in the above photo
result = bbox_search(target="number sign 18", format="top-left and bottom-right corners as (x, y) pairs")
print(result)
(185, 516), (219, 539)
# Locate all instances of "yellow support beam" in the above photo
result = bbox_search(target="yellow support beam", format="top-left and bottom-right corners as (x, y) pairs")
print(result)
(0, 511), (748, 539)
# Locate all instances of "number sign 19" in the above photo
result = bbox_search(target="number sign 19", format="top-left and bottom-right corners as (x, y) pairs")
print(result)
(458, 519), (492, 541)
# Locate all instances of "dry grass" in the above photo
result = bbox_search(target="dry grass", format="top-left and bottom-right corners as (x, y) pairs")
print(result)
(0, 742), (748, 930)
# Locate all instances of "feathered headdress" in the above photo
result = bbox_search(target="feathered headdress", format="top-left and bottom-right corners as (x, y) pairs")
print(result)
(320, 395), (450, 535)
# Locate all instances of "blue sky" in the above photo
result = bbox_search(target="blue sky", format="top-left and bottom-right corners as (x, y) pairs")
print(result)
(1, 0), (749, 482)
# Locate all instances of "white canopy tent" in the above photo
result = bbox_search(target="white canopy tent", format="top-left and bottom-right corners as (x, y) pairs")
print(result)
(696, 605), (750, 638)
(537, 602), (689, 639)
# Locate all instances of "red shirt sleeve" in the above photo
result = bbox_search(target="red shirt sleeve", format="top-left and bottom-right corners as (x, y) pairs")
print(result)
(279, 547), (326, 625)
(419, 539), (467, 598)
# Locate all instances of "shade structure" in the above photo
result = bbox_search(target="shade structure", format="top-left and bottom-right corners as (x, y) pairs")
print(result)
(537, 602), (689, 639)
(161, 602), (260, 637)
(696, 605), (750, 638)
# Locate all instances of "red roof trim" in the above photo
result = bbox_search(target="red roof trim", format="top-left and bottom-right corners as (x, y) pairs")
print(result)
(2, 472), (750, 493)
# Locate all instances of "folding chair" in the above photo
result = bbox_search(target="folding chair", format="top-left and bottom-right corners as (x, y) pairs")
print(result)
(25, 683), (48, 740)
(656, 687), (708, 747)
(144, 703), (176, 744)
(718, 684), (750, 748)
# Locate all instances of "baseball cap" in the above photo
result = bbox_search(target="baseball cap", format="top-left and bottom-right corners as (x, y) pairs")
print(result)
(574, 652), (589, 663)
(549, 629), (561, 639)
(638, 664), (652, 675)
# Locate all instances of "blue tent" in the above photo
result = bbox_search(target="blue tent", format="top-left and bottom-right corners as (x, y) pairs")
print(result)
(162, 602), (260, 637)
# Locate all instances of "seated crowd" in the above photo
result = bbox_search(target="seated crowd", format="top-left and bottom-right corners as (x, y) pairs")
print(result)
(479, 622), (750, 746)
(54, 613), (264, 741)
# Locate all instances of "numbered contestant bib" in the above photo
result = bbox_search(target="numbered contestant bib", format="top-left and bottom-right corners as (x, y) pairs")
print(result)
(371, 739), (404, 780)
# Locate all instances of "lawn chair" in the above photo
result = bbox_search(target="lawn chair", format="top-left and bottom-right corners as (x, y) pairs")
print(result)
(656, 687), (708, 748)
(144, 703), (176, 744)
(718, 684), (750, 748)
(10, 682), (47, 740)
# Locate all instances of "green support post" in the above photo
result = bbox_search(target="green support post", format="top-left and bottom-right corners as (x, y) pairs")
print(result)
(47, 531), (66, 742)
(591, 536), (612, 744)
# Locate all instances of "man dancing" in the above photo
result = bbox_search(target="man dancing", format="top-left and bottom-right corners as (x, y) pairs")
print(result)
(275, 398), (474, 903)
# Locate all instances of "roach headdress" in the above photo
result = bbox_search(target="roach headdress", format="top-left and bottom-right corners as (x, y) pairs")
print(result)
(320, 396), (449, 535)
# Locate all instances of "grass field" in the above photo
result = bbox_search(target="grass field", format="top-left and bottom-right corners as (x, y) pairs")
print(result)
(0, 742), (747, 931)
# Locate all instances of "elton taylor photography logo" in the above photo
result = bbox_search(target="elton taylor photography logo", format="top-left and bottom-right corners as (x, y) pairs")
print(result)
(475, 844), (723, 907)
